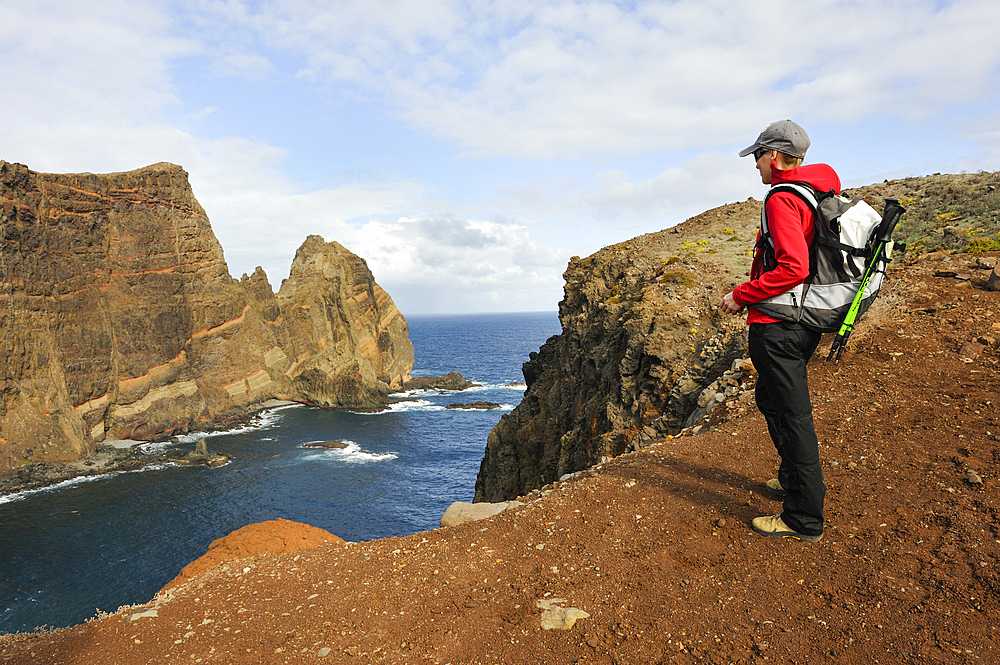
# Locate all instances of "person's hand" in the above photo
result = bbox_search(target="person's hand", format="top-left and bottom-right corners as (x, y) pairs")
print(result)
(718, 291), (743, 315)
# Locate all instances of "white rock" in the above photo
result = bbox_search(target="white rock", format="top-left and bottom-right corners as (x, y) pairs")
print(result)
(440, 501), (523, 528)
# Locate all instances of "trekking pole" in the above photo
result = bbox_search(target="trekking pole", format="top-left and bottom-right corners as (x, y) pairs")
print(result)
(827, 198), (906, 363)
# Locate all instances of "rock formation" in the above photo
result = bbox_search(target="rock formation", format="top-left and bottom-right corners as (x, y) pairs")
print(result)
(473, 203), (756, 502)
(475, 171), (1000, 502)
(159, 437), (231, 468)
(0, 161), (413, 477)
(160, 518), (343, 592)
(403, 371), (476, 391)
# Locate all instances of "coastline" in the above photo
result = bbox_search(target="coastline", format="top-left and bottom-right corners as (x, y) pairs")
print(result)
(0, 399), (300, 501)
(0, 373), (479, 500)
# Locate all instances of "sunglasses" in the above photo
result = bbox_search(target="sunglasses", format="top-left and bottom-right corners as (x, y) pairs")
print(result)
(752, 147), (771, 161)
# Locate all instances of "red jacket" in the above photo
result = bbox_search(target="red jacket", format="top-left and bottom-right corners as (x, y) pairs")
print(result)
(733, 162), (841, 325)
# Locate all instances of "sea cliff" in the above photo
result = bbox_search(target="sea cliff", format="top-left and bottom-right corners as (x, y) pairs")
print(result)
(0, 161), (413, 478)
(475, 171), (1000, 502)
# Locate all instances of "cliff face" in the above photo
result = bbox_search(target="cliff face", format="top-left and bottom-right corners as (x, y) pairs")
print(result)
(0, 161), (412, 475)
(473, 201), (758, 502)
(275, 235), (414, 408)
(475, 172), (1000, 502)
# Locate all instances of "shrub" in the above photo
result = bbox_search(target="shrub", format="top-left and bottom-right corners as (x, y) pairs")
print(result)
(966, 237), (1000, 253)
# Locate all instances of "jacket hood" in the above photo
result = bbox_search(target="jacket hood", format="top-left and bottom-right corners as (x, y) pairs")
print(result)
(771, 163), (841, 195)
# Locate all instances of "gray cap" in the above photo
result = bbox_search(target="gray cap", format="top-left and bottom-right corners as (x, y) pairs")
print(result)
(739, 119), (810, 159)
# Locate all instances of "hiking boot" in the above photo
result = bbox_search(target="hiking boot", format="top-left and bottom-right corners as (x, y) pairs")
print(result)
(765, 478), (786, 498)
(751, 514), (822, 543)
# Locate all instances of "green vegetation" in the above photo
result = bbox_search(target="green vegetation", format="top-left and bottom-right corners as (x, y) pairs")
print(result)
(967, 236), (1000, 253)
(877, 173), (1000, 256)
(659, 268), (696, 287)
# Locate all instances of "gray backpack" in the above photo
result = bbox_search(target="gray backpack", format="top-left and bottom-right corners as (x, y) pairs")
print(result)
(752, 183), (895, 332)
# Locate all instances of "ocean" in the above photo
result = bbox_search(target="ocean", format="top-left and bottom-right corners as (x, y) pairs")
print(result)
(0, 311), (561, 634)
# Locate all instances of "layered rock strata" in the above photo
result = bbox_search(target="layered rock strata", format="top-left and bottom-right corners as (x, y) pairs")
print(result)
(0, 161), (412, 476)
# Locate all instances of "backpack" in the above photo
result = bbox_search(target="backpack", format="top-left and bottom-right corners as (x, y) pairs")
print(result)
(751, 183), (894, 333)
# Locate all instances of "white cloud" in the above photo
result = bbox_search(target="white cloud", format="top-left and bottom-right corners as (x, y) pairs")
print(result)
(340, 214), (568, 314)
(212, 0), (1000, 159)
(4, 0), (1000, 316)
(496, 152), (760, 246)
(0, 0), (192, 130)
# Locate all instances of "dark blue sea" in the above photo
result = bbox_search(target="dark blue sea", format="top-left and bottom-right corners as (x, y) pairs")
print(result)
(0, 312), (560, 634)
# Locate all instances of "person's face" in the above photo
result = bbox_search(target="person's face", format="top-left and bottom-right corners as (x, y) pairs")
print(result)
(754, 148), (775, 184)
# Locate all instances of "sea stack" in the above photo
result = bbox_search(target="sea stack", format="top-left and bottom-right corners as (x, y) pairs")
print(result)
(0, 161), (414, 478)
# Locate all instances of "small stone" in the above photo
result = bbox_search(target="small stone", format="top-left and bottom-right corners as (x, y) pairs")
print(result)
(129, 608), (158, 621)
(967, 470), (984, 486)
(537, 598), (590, 630)
(317, 647), (332, 658)
(847, 462), (858, 470)
(987, 267), (1000, 292)
(716, 518), (727, 527)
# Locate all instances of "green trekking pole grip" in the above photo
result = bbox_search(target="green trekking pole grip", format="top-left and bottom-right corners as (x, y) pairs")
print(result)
(876, 198), (904, 243)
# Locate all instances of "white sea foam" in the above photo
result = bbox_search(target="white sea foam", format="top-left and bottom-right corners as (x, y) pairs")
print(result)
(0, 462), (170, 505)
(300, 440), (397, 464)
(0, 474), (111, 505)
(462, 382), (527, 393)
(351, 399), (445, 415)
(174, 403), (302, 443)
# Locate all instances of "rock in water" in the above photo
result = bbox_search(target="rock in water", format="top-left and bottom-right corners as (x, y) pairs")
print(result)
(160, 437), (231, 468)
(445, 401), (501, 410)
(302, 440), (349, 449)
(403, 372), (475, 391)
(0, 161), (413, 478)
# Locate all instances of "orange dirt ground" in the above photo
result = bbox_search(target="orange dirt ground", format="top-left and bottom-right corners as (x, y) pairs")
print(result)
(1, 259), (998, 664)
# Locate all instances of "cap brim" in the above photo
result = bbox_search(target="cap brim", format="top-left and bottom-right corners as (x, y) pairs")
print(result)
(738, 143), (759, 157)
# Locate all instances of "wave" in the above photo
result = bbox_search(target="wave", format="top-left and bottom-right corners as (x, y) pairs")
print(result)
(463, 382), (527, 393)
(299, 440), (397, 464)
(173, 403), (302, 443)
(348, 399), (445, 415)
(0, 463), (171, 505)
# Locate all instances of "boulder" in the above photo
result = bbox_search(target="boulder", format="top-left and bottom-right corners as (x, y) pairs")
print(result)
(439, 501), (522, 527)
(986, 266), (1000, 291)
(445, 401), (502, 410)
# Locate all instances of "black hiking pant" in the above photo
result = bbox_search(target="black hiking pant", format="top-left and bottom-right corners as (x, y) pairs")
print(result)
(749, 321), (825, 536)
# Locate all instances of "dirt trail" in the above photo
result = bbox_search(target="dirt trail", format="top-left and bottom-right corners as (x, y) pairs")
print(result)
(1, 258), (998, 665)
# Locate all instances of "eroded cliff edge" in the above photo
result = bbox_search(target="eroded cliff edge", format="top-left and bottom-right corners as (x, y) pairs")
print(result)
(475, 171), (1000, 502)
(0, 161), (413, 475)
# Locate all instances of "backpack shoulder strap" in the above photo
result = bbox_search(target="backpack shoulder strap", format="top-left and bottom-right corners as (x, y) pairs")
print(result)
(764, 182), (821, 212)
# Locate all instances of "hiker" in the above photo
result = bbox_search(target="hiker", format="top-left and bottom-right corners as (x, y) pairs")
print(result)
(718, 119), (840, 543)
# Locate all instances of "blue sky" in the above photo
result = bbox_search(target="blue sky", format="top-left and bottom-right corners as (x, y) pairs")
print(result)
(3, 0), (999, 314)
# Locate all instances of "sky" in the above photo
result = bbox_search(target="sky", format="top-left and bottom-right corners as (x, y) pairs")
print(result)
(2, 1), (999, 314)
